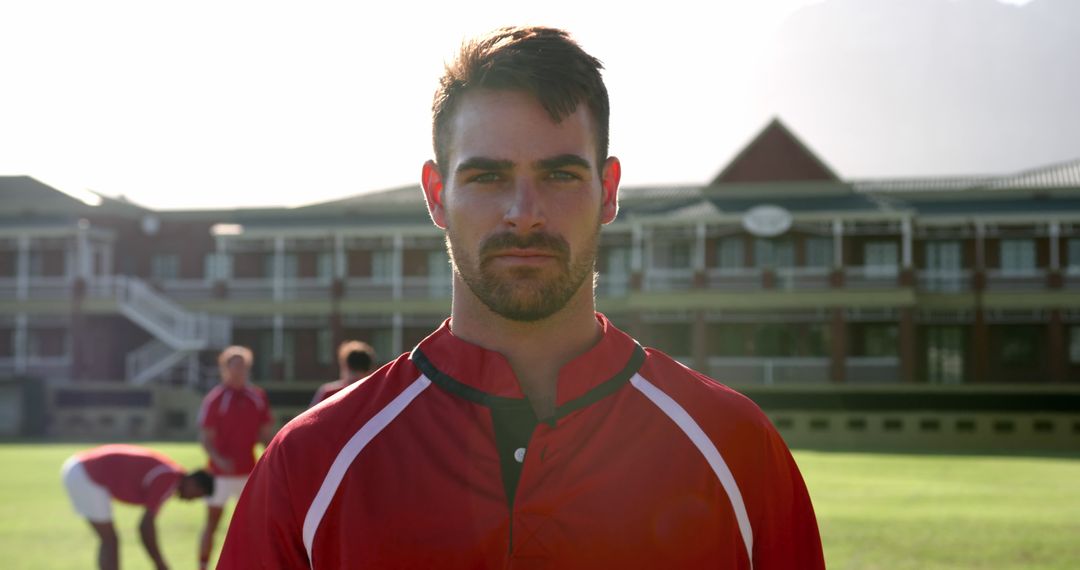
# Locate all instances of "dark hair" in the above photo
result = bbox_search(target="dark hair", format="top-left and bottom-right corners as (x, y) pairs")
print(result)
(338, 340), (376, 373)
(186, 469), (214, 496)
(346, 350), (373, 373)
(432, 26), (610, 175)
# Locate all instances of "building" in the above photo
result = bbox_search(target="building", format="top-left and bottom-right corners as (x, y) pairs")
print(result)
(2, 119), (1078, 445)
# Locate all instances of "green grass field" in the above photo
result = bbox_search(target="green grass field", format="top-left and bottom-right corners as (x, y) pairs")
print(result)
(1, 443), (1077, 569)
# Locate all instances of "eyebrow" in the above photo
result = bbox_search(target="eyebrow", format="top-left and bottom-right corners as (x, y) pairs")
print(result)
(536, 154), (592, 171)
(456, 157), (513, 174)
(455, 154), (593, 176)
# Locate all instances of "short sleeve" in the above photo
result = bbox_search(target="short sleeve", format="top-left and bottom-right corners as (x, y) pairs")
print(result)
(144, 472), (180, 515)
(260, 390), (273, 424)
(218, 436), (309, 568)
(199, 394), (219, 429)
(750, 425), (825, 569)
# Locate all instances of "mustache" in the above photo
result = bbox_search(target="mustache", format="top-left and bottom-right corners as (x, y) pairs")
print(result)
(479, 232), (570, 260)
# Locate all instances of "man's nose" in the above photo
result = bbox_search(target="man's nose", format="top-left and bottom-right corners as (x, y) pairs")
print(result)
(502, 177), (545, 232)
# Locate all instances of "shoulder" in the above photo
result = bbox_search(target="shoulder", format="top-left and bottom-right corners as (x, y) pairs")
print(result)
(201, 384), (225, 404)
(270, 354), (425, 464)
(635, 348), (773, 434)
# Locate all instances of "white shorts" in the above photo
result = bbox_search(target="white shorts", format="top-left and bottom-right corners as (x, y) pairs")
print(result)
(206, 475), (248, 507)
(61, 456), (112, 523)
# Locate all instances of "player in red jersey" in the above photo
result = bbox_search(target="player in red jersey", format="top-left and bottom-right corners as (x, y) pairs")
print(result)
(196, 345), (273, 569)
(61, 444), (213, 570)
(220, 27), (824, 569)
(309, 340), (377, 407)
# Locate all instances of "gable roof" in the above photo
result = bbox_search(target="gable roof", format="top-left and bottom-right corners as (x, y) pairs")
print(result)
(710, 118), (839, 185)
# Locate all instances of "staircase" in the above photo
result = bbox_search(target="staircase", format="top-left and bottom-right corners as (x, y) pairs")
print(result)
(116, 277), (231, 385)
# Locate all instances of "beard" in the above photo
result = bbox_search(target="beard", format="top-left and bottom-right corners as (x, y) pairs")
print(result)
(446, 226), (599, 322)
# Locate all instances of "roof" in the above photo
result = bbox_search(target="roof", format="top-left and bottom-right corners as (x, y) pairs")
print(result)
(853, 158), (1080, 194)
(710, 118), (839, 185)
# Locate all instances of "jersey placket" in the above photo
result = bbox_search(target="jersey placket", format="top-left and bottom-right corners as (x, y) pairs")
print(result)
(410, 344), (646, 564)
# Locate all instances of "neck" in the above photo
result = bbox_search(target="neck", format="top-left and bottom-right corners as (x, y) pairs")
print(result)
(449, 277), (601, 417)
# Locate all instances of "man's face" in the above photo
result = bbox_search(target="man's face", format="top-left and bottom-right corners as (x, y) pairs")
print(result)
(422, 89), (620, 322)
(220, 355), (249, 387)
(178, 478), (206, 500)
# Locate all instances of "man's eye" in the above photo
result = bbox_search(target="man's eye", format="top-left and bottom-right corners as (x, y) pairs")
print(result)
(547, 170), (580, 181)
(469, 172), (502, 183)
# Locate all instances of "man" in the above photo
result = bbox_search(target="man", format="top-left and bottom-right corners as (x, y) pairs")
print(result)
(61, 444), (214, 570)
(197, 345), (273, 570)
(219, 27), (823, 569)
(309, 340), (377, 406)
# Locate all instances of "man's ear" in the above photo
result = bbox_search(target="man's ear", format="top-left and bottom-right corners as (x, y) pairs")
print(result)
(600, 156), (621, 225)
(421, 160), (447, 229)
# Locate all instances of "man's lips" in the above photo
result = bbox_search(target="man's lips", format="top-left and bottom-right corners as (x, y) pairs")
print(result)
(486, 249), (560, 264)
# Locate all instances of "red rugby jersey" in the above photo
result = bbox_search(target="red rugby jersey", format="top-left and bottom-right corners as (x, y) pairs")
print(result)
(198, 383), (272, 475)
(77, 444), (183, 514)
(219, 314), (823, 569)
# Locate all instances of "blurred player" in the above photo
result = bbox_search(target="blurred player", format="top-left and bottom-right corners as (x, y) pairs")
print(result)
(196, 345), (273, 569)
(61, 444), (213, 570)
(309, 340), (377, 406)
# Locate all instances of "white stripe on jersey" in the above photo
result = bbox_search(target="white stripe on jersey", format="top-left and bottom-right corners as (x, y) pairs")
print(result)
(196, 385), (224, 425)
(302, 375), (432, 567)
(141, 464), (174, 488)
(630, 374), (754, 568)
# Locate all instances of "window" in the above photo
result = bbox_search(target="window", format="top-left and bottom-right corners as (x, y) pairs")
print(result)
(372, 251), (394, 282)
(317, 329), (333, 365)
(805, 238), (833, 268)
(427, 250), (452, 297)
(203, 253), (232, 281)
(864, 241), (898, 276)
(755, 239), (794, 269)
(150, 254), (180, 280)
(283, 254), (299, 279)
(317, 253), (334, 282)
(924, 240), (963, 291)
(28, 328), (68, 358)
(925, 241), (962, 271)
(1070, 326), (1080, 364)
(602, 246), (631, 296)
(926, 326), (964, 384)
(999, 326), (1038, 366)
(655, 241), (691, 269)
(754, 324), (797, 356)
(1000, 239), (1035, 275)
(1066, 238), (1080, 274)
(860, 324), (898, 357)
(717, 238), (744, 269)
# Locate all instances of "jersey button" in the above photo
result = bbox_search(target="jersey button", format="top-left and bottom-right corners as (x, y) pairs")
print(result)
(514, 447), (526, 463)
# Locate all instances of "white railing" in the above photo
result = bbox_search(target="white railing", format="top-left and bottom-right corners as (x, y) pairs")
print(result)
(846, 356), (901, 383)
(775, 267), (831, 291)
(596, 273), (631, 297)
(125, 339), (192, 385)
(644, 267), (694, 291)
(704, 267), (762, 290)
(917, 270), (972, 292)
(845, 266), (900, 288)
(706, 357), (831, 385)
(116, 276), (207, 350)
(0, 278), (17, 299)
(345, 277), (395, 299)
(985, 269), (1047, 291)
(228, 278), (276, 300)
(0, 355), (71, 381)
(158, 280), (217, 301)
(1065, 267), (1080, 291)
(401, 276), (451, 299)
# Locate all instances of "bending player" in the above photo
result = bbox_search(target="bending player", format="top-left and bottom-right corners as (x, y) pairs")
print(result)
(61, 444), (213, 570)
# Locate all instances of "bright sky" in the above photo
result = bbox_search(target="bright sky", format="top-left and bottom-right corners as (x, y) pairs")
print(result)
(0, 0), (1037, 210)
